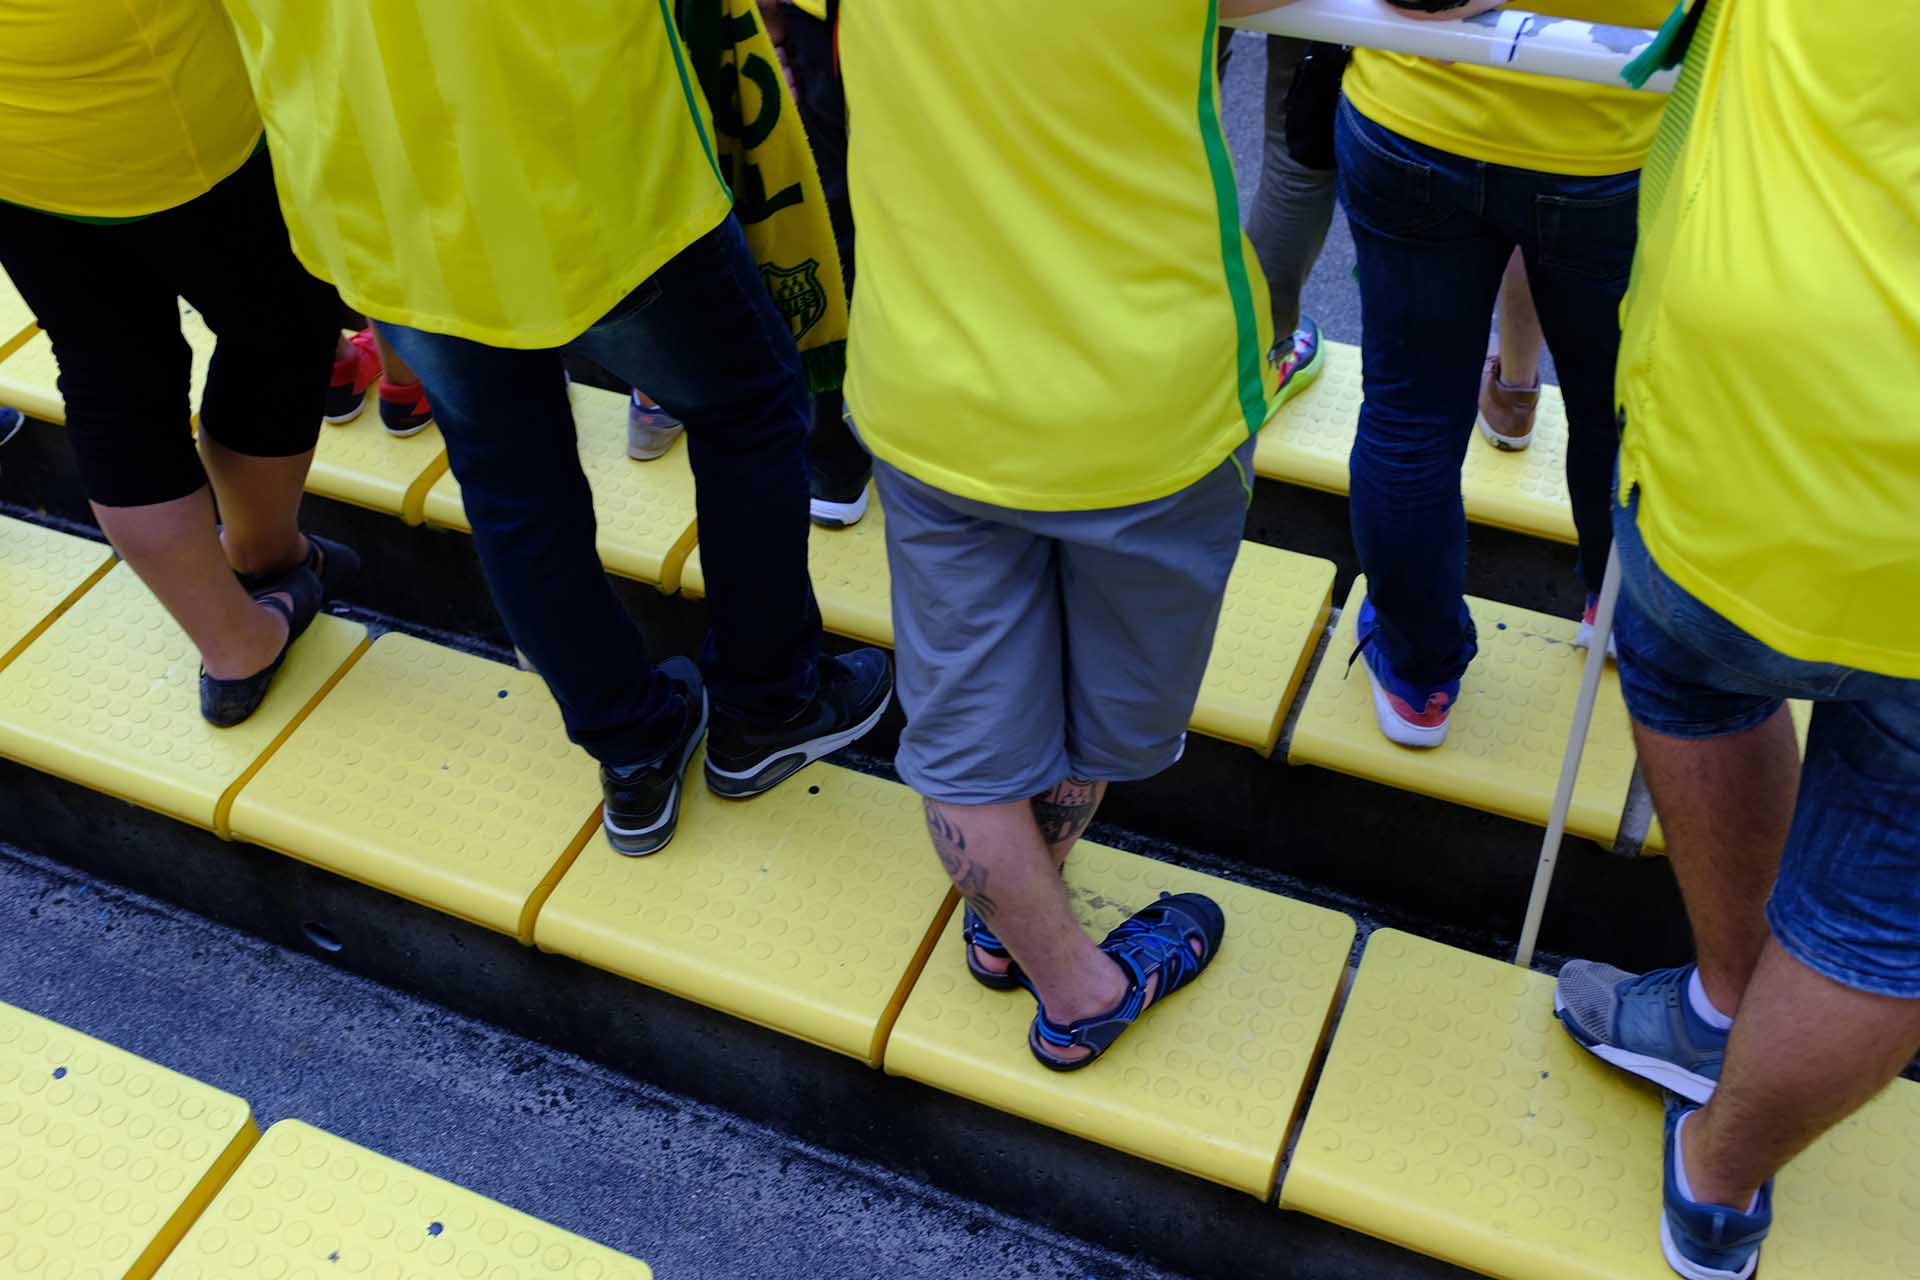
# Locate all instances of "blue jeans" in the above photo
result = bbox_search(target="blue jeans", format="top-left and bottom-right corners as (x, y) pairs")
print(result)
(1336, 98), (1637, 690)
(381, 215), (821, 768)
(1614, 491), (1920, 999)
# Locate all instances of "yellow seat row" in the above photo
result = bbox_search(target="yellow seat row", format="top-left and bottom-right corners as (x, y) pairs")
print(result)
(0, 1000), (653, 1278)
(1257, 339), (1579, 545)
(1, 513), (1914, 1277)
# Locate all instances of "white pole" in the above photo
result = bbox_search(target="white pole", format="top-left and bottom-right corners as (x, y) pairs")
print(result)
(1514, 544), (1623, 968)
(1226, 0), (1676, 93)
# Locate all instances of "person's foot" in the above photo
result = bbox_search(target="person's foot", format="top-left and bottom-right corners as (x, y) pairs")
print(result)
(601, 657), (709, 856)
(378, 377), (434, 437)
(1554, 961), (1728, 1104)
(199, 566), (323, 727)
(1026, 892), (1225, 1070)
(809, 414), (873, 529)
(1476, 354), (1541, 451)
(1574, 593), (1620, 660)
(235, 532), (361, 601)
(1352, 597), (1457, 749)
(962, 905), (1020, 990)
(704, 648), (893, 798)
(627, 390), (685, 461)
(325, 329), (382, 424)
(1660, 1096), (1771, 1280)
(1271, 315), (1326, 409)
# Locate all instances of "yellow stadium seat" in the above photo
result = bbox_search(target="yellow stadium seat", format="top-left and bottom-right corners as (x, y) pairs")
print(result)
(423, 383), (699, 591)
(0, 999), (259, 1280)
(154, 1120), (651, 1280)
(1283, 930), (1920, 1280)
(0, 562), (366, 833)
(1255, 340), (1579, 546)
(535, 756), (954, 1066)
(227, 632), (603, 943)
(886, 840), (1356, 1196)
(0, 515), (114, 673)
(1289, 577), (1641, 848)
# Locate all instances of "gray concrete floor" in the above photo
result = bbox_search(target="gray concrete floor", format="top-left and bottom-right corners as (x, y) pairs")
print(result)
(0, 843), (1189, 1280)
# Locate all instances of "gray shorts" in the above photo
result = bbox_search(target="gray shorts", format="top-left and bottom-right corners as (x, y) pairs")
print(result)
(876, 441), (1254, 806)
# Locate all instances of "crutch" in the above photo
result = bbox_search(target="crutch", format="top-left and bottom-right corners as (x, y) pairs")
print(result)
(1514, 543), (1622, 968)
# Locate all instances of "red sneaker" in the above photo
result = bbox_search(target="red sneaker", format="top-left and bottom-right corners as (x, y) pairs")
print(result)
(325, 329), (381, 424)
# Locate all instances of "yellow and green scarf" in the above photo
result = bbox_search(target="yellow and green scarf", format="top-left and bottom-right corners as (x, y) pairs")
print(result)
(678, 0), (849, 393)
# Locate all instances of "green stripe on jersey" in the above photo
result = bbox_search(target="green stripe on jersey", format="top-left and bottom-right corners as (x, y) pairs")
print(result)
(1198, 1), (1268, 435)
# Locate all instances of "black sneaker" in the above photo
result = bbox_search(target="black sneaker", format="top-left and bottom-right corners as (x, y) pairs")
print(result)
(601, 657), (709, 856)
(808, 406), (873, 529)
(705, 648), (892, 798)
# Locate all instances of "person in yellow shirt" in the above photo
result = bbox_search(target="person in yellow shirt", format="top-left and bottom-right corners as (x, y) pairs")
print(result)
(215, 0), (891, 857)
(0, 0), (357, 727)
(1552, 2), (1920, 1277)
(1337, 0), (1670, 748)
(840, 0), (1286, 1069)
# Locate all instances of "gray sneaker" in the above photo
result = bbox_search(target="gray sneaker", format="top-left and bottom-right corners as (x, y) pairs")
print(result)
(1554, 961), (1728, 1104)
(627, 391), (685, 461)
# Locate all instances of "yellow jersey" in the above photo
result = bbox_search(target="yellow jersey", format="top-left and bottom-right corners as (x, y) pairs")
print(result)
(840, 0), (1274, 511)
(219, 0), (733, 348)
(1617, 0), (1920, 677)
(1344, 0), (1672, 176)
(0, 0), (262, 219)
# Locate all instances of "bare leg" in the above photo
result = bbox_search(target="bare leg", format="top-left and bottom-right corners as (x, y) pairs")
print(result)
(1494, 249), (1543, 387)
(1683, 938), (1920, 1208)
(92, 488), (290, 679)
(1633, 709), (1800, 1012)
(970, 778), (1109, 981)
(197, 434), (314, 579)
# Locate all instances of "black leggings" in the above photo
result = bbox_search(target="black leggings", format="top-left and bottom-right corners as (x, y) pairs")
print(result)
(0, 147), (339, 507)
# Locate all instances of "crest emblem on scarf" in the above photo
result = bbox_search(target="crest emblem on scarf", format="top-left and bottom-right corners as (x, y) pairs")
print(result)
(761, 259), (828, 341)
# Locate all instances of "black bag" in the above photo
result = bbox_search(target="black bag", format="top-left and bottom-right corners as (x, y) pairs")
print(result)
(1283, 42), (1351, 173)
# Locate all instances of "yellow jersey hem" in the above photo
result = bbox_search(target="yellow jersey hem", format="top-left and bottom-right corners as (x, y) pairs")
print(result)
(1342, 89), (1646, 178)
(1637, 501), (1920, 682)
(0, 130), (262, 222)
(301, 200), (734, 350)
(858, 417), (1255, 514)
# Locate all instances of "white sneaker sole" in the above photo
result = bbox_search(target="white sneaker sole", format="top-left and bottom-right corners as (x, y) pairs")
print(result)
(1661, 1215), (1758, 1280)
(705, 685), (892, 795)
(1361, 660), (1449, 749)
(603, 688), (710, 855)
(809, 488), (869, 529)
(1553, 991), (1718, 1104)
(384, 418), (433, 439)
(1476, 412), (1532, 452)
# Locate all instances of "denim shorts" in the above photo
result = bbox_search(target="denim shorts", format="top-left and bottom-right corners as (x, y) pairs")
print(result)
(1613, 491), (1920, 998)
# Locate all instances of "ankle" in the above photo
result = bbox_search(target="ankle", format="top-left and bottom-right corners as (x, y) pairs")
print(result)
(201, 603), (289, 679)
(1679, 1109), (1763, 1213)
(1039, 954), (1128, 1027)
(225, 531), (308, 579)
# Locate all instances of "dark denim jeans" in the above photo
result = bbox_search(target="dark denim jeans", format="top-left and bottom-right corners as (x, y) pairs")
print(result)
(381, 215), (821, 768)
(1336, 97), (1637, 690)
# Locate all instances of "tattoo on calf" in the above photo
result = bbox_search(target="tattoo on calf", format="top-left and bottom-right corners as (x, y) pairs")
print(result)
(925, 799), (998, 919)
(1033, 777), (1099, 848)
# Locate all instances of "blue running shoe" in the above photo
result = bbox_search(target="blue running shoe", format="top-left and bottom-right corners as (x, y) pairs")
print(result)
(1272, 315), (1326, 409)
(1555, 961), (1727, 1104)
(1351, 597), (1458, 749)
(1660, 1095), (1770, 1280)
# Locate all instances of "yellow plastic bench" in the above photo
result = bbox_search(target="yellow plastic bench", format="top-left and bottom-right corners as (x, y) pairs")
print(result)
(0, 999), (259, 1280)
(155, 1120), (652, 1279)
(1283, 929), (1920, 1280)
(1255, 340), (1579, 545)
(227, 632), (604, 943)
(887, 840), (1356, 1196)
(0, 514), (115, 673)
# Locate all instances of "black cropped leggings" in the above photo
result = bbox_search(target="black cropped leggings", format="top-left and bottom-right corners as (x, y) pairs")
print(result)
(0, 147), (339, 508)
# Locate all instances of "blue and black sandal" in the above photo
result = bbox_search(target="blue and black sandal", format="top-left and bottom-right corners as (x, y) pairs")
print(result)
(236, 531), (361, 601)
(962, 905), (1020, 991)
(1023, 892), (1226, 1073)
